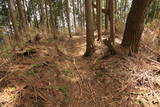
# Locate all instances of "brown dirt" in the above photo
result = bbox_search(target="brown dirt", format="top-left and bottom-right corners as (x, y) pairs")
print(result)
(0, 35), (160, 107)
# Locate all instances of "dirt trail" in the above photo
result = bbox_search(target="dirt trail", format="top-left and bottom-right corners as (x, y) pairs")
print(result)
(0, 35), (160, 107)
(63, 36), (160, 107)
(61, 36), (138, 106)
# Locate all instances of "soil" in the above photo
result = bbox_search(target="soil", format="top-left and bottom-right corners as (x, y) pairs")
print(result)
(0, 34), (160, 107)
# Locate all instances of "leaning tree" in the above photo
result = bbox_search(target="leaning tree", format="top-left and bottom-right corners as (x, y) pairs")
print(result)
(121, 0), (154, 54)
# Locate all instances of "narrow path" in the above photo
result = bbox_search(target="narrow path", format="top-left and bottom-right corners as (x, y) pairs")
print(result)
(64, 36), (94, 80)
(62, 35), (160, 107)
(1, 35), (160, 107)
(65, 36), (86, 57)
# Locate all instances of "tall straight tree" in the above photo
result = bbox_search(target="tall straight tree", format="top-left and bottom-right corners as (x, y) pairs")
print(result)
(16, 0), (28, 32)
(92, 0), (96, 31)
(7, 0), (20, 41)
(72, 0), (76, 31)
(109, 0), (115, 44)
(121, 0), (154, 54)
(105, 0), (109, 31)
(49, 2), (56, 39)
(60, 0), (65, 28)
(44, 0), (49, 30)
(65, 0), (72, 38)
(96, 0), (102, 41)
(77, 0), (80, 29)
(80, 0), (83, 32)
(39, 0), (45, 27)
(84, 0), (95, 57)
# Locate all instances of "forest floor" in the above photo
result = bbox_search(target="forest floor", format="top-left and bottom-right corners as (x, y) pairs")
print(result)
(0, 29), (160, 107)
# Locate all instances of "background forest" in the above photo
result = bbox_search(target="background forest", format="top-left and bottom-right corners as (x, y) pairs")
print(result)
(0, 0), (160, 107)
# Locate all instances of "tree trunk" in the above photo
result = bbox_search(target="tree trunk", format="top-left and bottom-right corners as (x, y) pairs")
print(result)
(39, 0), (45, 27)
(60, 12), (65, 28)
(84, 0), (95, 57)
(121, 0), (154, 54)
(45, 1), (50, 30)
(80, 0), (83, 32)
(60, 0), (65, 28)
(92, 2), (96, 31)
(34, 10), (39, 29)
(96, 0), (102, 41)
(49, 3), (57, 39)
(16, 0), (28, 32)
(105, 0), (109, 31)
(109, 0), (115, 44)
(7, 0), (20, 41)
(114, 0), (117, 26)
(66, 0), (72, 38)
(72, 0), (76, 31)
(77, 0), (80, 28)
(82, 0), (85, 32)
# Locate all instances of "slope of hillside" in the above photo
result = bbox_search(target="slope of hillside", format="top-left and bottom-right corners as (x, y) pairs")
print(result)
(0, 31), (160, 107)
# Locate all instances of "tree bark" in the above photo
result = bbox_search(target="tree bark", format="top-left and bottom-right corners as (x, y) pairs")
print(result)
(84, 0), (95, 57)
(16, 0), (28, 32)
(39, 0), (45, 27)
(121, 0), (154, 54)
(109, 0), (115, 44)
(60, 0), (65, 28)
(77, 0), (80, 29)
(80, 0), (83, 32)
(49, 3), (57, 39)
(92, 1), (96, 31)
(105, 0), (109, 31)
(66, 0), (72, 38)
(45, 1), (50, 30)
(96, 0), (102, 41)
(7, 0), (20, 41)
(72, 0), (76, 31)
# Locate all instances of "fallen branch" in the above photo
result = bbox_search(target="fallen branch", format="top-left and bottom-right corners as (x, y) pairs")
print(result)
(146, 57), (160, 66)
(142, 43), (160, 56)
(0, 72), (13, 84)
(16, 47), (36, 57)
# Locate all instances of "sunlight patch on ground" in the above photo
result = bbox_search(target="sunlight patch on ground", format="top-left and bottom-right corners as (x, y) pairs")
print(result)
(0, 87), (17, 105)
